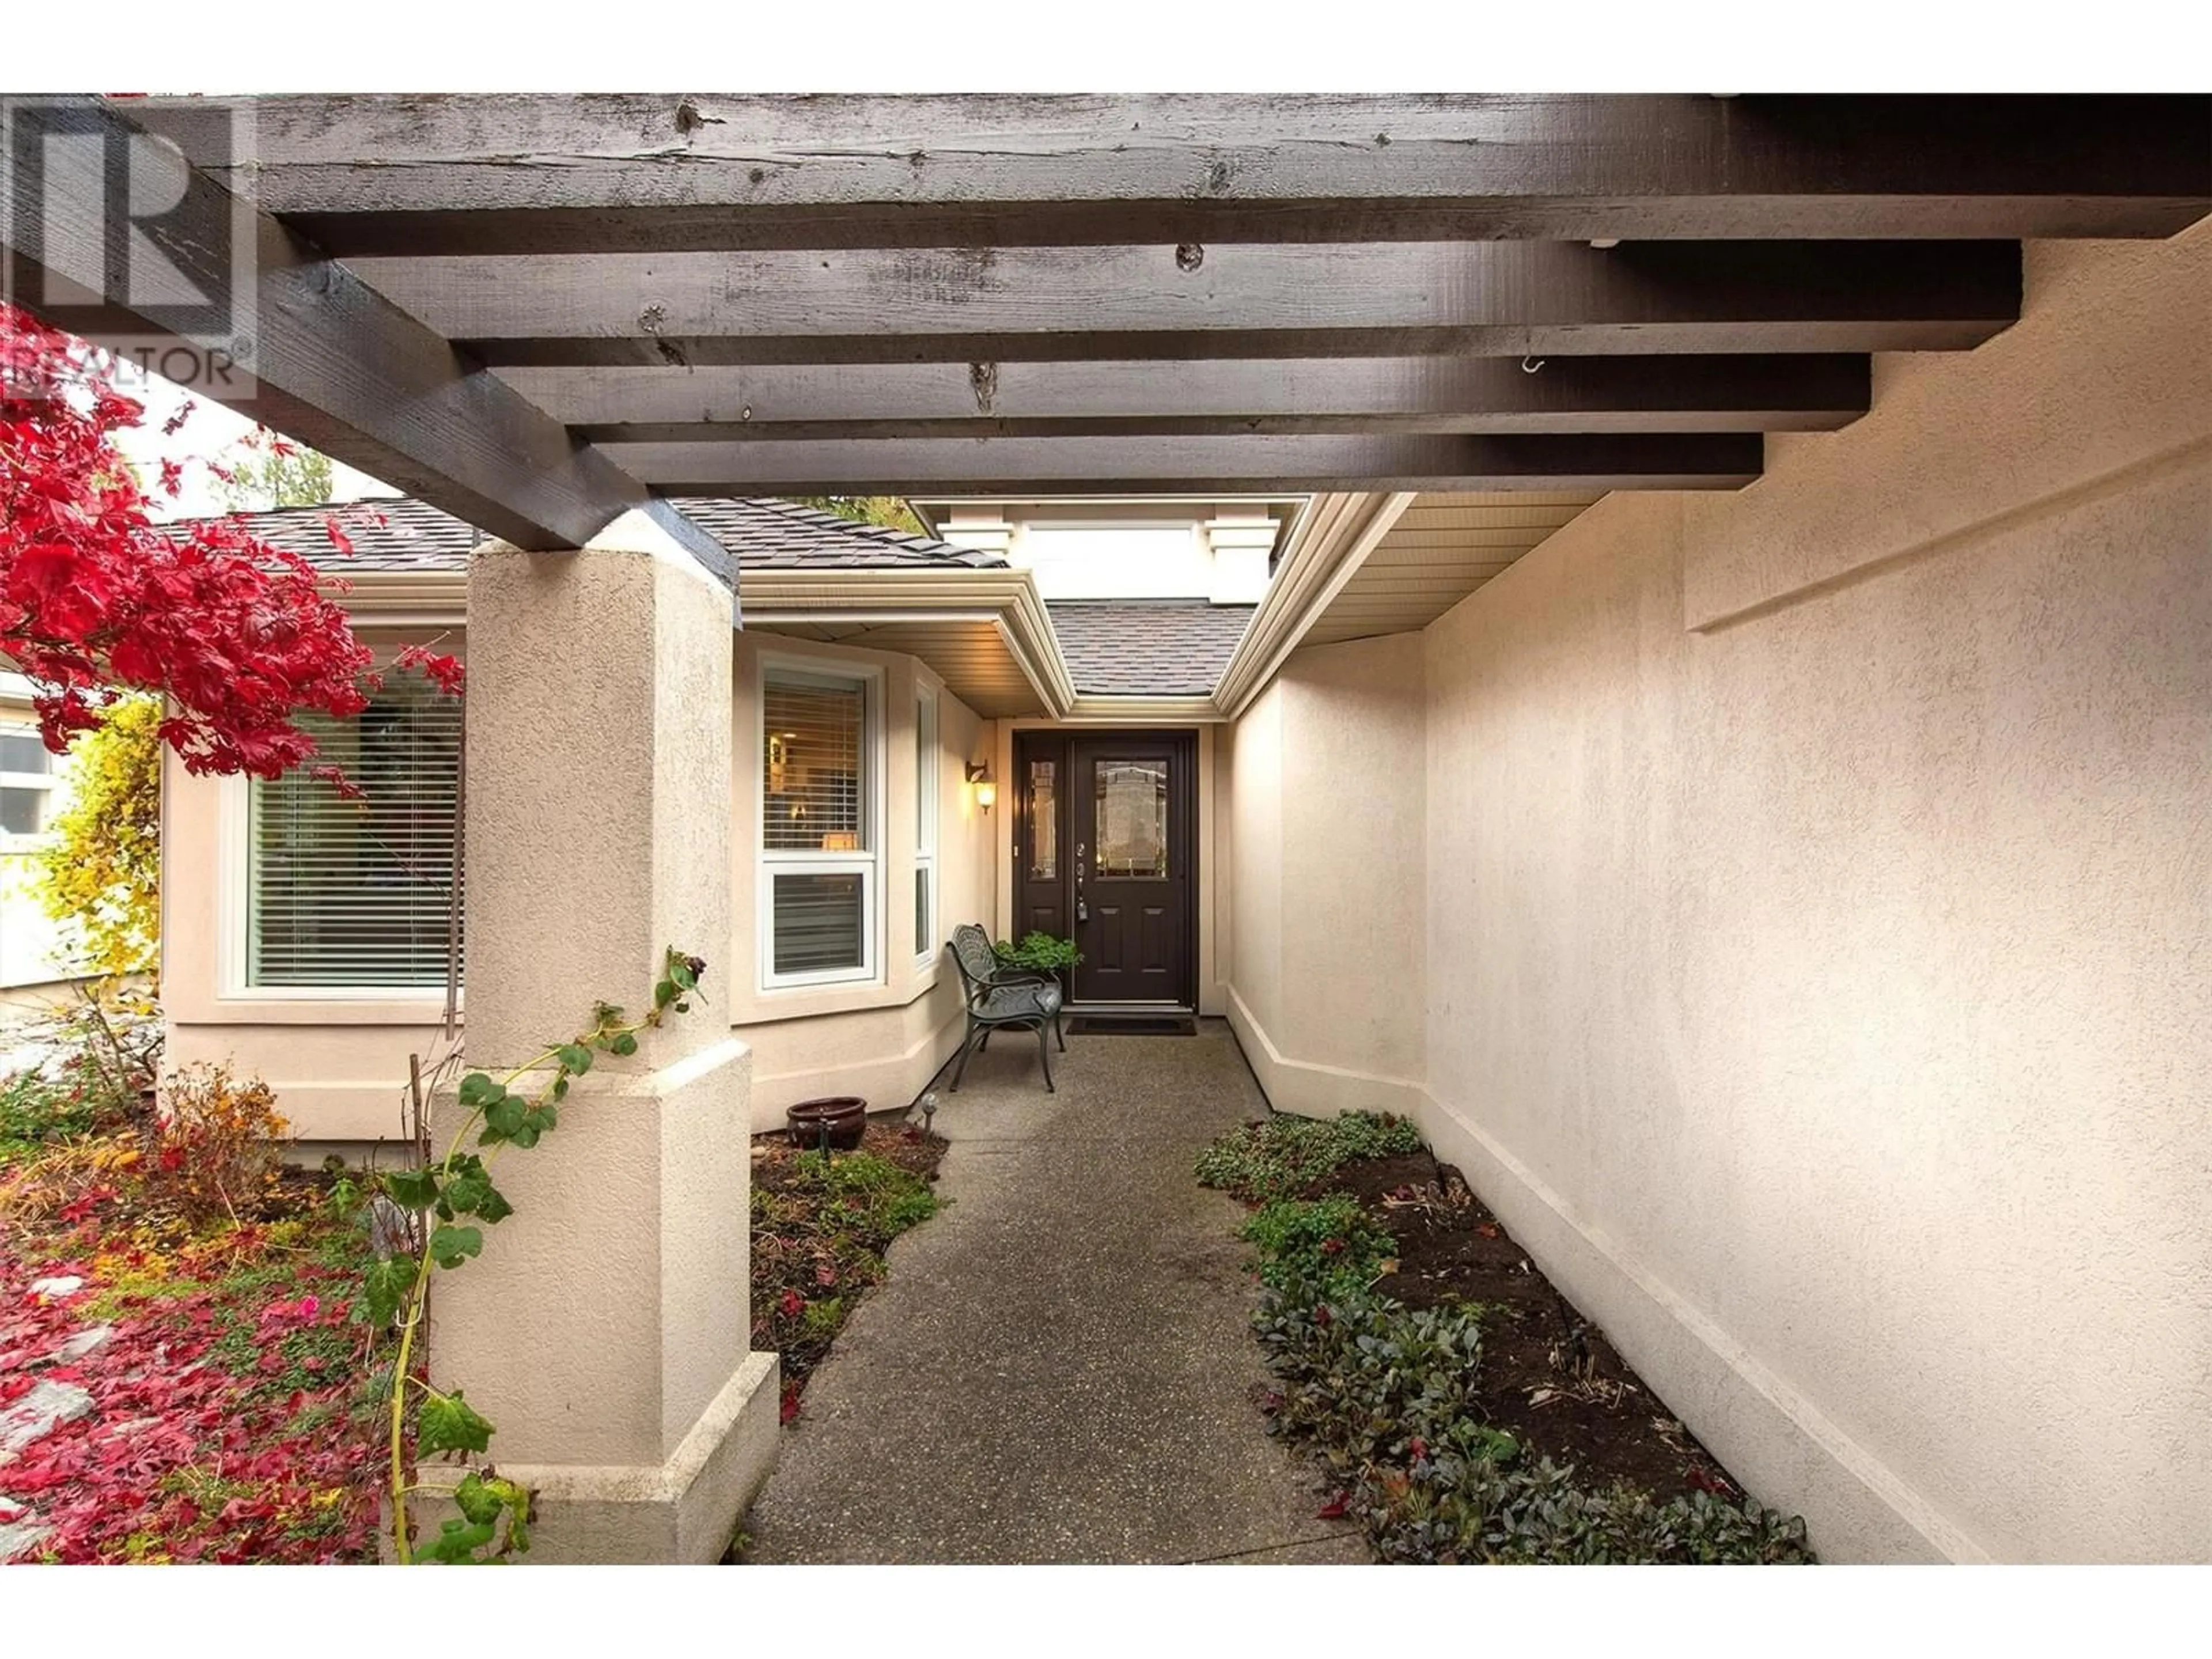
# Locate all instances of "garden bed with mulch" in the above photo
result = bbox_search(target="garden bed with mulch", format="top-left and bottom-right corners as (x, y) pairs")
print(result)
(1307, 1147), (1730, 1505)
(749, 1119), (948, 1426)
(1198, 1112), (1813, 1564)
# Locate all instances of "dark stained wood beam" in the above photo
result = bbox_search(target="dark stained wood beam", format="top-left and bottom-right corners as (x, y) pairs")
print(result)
(1, 97), (645, 551)
(362, 241), (2018, 369)
(606, 432), (1767, 493)
(137, 94), (2212, 253)
(537, 354), (1871, 438)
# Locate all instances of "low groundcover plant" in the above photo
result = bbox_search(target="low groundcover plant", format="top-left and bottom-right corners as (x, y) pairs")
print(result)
(1203, 1112), (1815, 1566)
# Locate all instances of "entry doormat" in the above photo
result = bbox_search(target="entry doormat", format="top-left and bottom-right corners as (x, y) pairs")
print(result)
(1065, 1016), (1197, 1036)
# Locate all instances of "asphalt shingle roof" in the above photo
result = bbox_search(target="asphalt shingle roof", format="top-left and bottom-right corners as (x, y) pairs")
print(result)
(1046, 600), (1257, 698)
(183, 496), (1006, 575)
(207, 495), (482, 571)
(184, 499), (1254, 700)
(668, 498), (1007, 570)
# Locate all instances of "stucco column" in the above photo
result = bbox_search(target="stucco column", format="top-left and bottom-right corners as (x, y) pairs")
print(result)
(434, 510), (777, 1563)
(1203, 510), (1278, 603)
(936, 506), (1014, 560)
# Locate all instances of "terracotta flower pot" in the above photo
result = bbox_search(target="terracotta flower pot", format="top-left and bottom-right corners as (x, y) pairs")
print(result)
(786, 1096), (868, 1150)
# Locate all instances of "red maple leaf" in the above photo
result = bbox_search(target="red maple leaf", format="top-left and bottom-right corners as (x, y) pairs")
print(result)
(1, 300), (451, 783)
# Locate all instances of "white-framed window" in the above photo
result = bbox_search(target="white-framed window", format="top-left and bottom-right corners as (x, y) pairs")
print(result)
(759, 660), (882, 990)
(914, 687), (937, 970)
(241, 676), (463, 991)
(0, 726), (58, 842)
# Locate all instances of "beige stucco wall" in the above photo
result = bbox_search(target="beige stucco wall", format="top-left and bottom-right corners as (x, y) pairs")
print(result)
(164, 624), (1000, 1147)
(161, 626), (461, 1146)
(733, 630), (998, 1131)
(1224, 223), (2212, 1563)
(1223, 638), (1427, 1115)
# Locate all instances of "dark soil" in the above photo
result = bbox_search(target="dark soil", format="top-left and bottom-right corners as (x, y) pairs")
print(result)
(1301, 1150), (1744, 1505)
(750, 1116), (948, 1406)
(753, 1116), (947, 1197)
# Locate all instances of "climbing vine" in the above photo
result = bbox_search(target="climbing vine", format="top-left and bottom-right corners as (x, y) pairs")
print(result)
(366, 945), (705, 1564)
(33, 692), (162, 980)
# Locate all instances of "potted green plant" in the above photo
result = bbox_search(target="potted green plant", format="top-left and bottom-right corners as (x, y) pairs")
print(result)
(993, 930), (1081, 1000)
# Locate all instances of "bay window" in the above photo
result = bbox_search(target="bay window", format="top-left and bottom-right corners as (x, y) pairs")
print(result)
(760, 663), (880, 987)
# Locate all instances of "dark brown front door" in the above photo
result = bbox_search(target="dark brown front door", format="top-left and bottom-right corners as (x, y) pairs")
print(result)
(1013, 730), (1196, 1008)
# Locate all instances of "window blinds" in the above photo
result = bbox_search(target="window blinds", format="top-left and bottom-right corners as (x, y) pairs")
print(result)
(763, 674), (866, 852)
(248, 678), (463, 988)
(762, 669), (872, 982)
(771, 870), (867, 976)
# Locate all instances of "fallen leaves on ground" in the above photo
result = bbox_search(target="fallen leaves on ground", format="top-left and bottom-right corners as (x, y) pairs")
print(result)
(1, 1174), (385, 1564)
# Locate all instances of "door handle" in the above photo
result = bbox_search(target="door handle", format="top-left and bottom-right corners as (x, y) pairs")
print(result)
(1075, 843), (1086, 924)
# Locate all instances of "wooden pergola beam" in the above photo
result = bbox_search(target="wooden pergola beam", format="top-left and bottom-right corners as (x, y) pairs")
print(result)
(139, 93), (2212, 253)
(1, 96), (645, 551)
(16, 94), (2201, 514)
(535, 354), (1871, 438)
(359, 241), (2018, 368)
(604, 432), (1767, 493)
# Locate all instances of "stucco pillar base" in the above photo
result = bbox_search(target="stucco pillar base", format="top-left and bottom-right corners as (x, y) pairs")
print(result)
(497, 1350), (781, 1565)
(441, 513), (770, 1564)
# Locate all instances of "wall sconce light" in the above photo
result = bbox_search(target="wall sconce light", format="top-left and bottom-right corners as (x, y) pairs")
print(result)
(965, 762), (997, 812)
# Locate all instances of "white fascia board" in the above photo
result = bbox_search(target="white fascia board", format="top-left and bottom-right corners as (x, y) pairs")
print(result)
(1211, 491), (1416, 719)
(743, 567), (1075, 718)
(1063, 695), (1226, 725)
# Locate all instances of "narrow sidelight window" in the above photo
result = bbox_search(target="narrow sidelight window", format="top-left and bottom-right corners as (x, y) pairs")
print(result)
(914, 688), (937, 968)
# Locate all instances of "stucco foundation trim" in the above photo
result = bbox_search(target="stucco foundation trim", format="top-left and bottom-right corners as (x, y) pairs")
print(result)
(748, 1007), (965, 1132)
(494, 1350), (781, 1565)
(1415, 1097), (1989, 1566)
(1224, 986), (1428, 1121)
(1226, 983), (1993, 1563)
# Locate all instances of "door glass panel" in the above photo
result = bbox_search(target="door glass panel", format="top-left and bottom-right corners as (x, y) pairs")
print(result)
(1094, 759), (1169, 878)
(1027, 759), (1058, 879)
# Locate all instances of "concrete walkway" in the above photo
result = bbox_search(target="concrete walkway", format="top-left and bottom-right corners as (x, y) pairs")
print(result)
(743, 1019), (1366, 1565)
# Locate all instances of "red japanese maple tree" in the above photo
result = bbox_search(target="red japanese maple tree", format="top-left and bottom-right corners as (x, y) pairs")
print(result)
(0, 300), (456, 781)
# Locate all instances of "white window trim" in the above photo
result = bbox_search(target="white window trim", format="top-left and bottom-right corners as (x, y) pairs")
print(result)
(914, 685), (938, 972)
(757, 656), (887, 993)
(217, 775), (461, 1003)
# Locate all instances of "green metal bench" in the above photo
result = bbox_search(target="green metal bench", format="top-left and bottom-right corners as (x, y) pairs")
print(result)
(945, 923), (1066, 1093)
